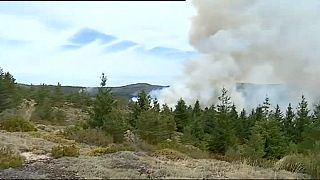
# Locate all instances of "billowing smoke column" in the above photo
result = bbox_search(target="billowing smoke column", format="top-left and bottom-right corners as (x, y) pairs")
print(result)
(158, 0), (320, 110)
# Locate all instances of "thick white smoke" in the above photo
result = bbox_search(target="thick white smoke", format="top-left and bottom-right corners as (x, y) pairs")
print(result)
(158, 0), (320, 110)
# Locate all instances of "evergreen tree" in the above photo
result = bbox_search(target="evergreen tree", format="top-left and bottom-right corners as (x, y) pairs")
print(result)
(192, 99), (202, 118)
(152, 98), (160, 112)
(136, 109), (175, 144)
(262, 96), (272, 118)
(237, 108), (250, 144)
(247, 119), (287, 159)
(173, 98), (189, 132)
(161, 103), (172, 114)
(283, 103), (295, 142)
(294, 95), (311, 143)
(207, 88), (236, 154)
(89, 73), (116, 128)
(0, 70), (17, 112)
(299, 103), (320, 153)
(130, 90), (151, 128)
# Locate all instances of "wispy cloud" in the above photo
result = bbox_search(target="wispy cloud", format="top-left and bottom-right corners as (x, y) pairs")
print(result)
(0, 1), (196, 86)
(105, 40), (137, 53)
(68, 28), (116, 46)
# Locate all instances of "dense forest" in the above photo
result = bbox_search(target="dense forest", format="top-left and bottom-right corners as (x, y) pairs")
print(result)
(0, 68), (319, 178)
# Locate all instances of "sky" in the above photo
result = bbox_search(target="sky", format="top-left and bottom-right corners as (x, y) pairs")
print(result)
(0, 1), (196, 87)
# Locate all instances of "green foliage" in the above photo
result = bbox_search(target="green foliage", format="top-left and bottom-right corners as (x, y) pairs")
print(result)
(89, 73), (116, 128)
(130, 90), (152, 128)
(275, 153), (320, 178)
(249, 119), (287, 159)
(0, 145), (24, 169)
(136, 109), (176, 144)
(63, 126), (113, 147)
(274, 154), (306, 173)
(283, 103), (295, 142)
(0, 116), (37, 132)
(51, 144), (80, 158)
(294, 95), (311, 143)
(174, 98), (189, 132)
(31, 100), (67, 125)
(88, 143), (134, 156)
(207, 88), (237, 154)
(158, 140), (210, 159)
(0, 69), (17, 113)
(243, 132), (266, 160)
(152, 148), (189, 160)
(102, 109), (128, 143)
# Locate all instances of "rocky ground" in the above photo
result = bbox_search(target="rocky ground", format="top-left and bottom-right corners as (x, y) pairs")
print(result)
(0, 126), (311, 179)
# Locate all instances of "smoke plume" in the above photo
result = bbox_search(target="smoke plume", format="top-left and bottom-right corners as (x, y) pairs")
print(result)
(158, 0), (320, 110)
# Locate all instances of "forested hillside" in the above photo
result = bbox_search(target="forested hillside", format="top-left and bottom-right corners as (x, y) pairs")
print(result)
(0, 68), (319, 178)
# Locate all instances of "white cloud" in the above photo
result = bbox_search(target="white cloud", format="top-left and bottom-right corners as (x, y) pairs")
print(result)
(0, 1), (196, 87)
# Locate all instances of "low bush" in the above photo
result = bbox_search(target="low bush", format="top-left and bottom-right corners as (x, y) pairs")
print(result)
(0, 145), (25, 168)
(274, 153), (320, 178)
(89, 143), (134, 156)
(51, 144), (80, 158)
(152, 148), (189, 160)
(305, 153), (320, 179)
(63, 126), (113, 146)
(158, 140), (210, 159)
(0, 117), (37, 132)
(274, 154), (306, 173)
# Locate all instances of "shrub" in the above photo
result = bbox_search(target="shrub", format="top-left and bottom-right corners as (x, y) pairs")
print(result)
(0, 145), (25, 168)
(274, 153), (320, 178)
(51, 144), (80, 158)
(63, 126), (113, 146)
(274, 154), (306, 173)
(305, 153), (320, 179)
(158, 140), (210, 159)
(152, 148), (189, 161)
(89, 143), (134, 156)
(0, 116), (37, 132)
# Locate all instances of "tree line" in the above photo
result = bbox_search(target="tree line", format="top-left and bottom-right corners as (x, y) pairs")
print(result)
(0, 69), (319, 163)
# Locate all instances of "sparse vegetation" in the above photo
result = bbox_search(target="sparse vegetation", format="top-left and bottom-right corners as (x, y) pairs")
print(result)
(88, 143), (134, 156)
(0, 116), (37, 132)
(152, 148), (189, 160)
(0, 145), (25, 169)
(63, 126), (113, 146)
(51, 144), (80, 158)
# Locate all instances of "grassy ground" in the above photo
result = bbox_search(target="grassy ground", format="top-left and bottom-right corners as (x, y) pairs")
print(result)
(0, 128), (310, 179)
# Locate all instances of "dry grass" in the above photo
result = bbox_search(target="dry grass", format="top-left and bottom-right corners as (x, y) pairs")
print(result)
(51, 144), (80, 159)
(0, 145), (25, 169)
(88, 143), (134, 156)
(151, 148), (189, 161)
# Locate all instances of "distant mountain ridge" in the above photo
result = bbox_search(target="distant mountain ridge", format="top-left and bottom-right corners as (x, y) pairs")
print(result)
(18, 82), (283, 101)
(18, 83), (169, 100)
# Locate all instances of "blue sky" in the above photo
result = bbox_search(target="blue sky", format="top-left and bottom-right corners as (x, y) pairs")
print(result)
(0, 1), (196, 87)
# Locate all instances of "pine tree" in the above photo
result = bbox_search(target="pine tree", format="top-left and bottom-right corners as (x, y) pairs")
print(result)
(173, 98), (189, 132)
(207, 88), (236, 154)
(192, 100), (202, 118)
(295, 95), (310, 143)
(299, 103), (320, 153)
(130, 90), (151, 128)
(0, 70), (17, 112)
(273, 104), (283, 122)
(89, 73), (116, 128)
(283, 103), (295, 142)
(136, 109), (175, 144)
(152, 98), (160, 112)
(262, 96), (272, 118)
(237, 108), (250, 144)
(161, 103), (172, 114)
